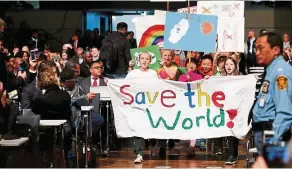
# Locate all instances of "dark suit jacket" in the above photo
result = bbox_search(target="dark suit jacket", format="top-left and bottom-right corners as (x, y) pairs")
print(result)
(27, 38), (44, 51)
(34, 86), (71, 120)
(129, 38), (137, 49)
(79, 76), (107, 94)
(21, 79), (41, 110)
(79, 62), (91, 78)
(69, 39), (85, 50)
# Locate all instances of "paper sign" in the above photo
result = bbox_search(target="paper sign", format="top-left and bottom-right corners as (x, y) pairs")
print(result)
(130, 45), (162, 70)
(197, 1), (244, 17)
(163, 12), (218, 52)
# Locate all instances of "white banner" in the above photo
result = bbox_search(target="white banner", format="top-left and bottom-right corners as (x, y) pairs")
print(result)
(107, 75), (257, 139)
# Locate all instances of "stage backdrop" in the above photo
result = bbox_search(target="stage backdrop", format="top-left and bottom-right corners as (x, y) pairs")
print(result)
(107, 75), (257, 139)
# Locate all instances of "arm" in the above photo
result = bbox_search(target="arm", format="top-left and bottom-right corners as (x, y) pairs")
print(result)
(271, 74), (292, 143)
(125, 40), (132, 65)
(21, 87), (32, 109)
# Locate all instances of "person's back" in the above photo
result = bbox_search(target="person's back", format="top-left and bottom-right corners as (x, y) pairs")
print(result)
(100, 22), (131, 78)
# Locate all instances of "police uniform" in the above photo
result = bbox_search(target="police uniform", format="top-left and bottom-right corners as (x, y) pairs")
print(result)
(253, 56), (292, 155)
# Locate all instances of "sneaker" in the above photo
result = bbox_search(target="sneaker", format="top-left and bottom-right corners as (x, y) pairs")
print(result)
(225, 156), (235, 165)
(215, 151), (223, 155)
(134, 154), (143, 164)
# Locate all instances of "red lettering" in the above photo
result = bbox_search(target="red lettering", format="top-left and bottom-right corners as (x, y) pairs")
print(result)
(120, 85), (134, 105)
(161, 90), (176, 108)
(212, 91), (225, 108)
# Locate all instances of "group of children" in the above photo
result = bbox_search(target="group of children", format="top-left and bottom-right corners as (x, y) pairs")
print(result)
(127, 48), (241, 164)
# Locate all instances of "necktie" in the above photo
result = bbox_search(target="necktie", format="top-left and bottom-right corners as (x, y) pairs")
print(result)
(92, 78), (98, 87)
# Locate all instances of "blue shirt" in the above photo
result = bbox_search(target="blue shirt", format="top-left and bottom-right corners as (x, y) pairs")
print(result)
(253, 56), (292, 142)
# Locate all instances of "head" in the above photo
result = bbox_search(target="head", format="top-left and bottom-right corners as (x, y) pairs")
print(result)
(255, 32), (283, 66)
(83, 50), (92, 64)
(138, 52), (151, 71)
(61, 51), (69, 61)
(72, 33), (78, 41)
(283, 32), (290, 42)
(0, 18), (5, 32)
(60, 68), (76, 90)
(217, 55), (227, 71)
(37, 69), (59, 90)
(90, 47), (99, 57)
(14, 57), (23, 70)
(22, 46), (29, 52)
(13, 46), (19, 54)
(32, 31), (38, 39)
(127, 31), (134, 39)
(224, 57), (239, 76)
(90, 60), (104, 78)
(6, 57), (15, 71)
(161, 49), (174, 66)
(259, 29), (268, 35)
(200, 55), (213, 73)
(64, 60), (80, 78)
(116, 22), (128, 35)
(37, 60), (58, 76)
(93, 28), (100, 35)
(186, 58), (198, 72)
(248, 30), (255, 39)
(77, 47), (83, 56)
(21, 51), (29, 62)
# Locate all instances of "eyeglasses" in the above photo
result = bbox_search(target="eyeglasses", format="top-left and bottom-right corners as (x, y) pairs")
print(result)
(91, 66), (104, 70)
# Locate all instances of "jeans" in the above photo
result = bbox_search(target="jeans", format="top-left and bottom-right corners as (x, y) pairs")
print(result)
(134, 137), (143, 156)
(91, 111), (104, 134)
(106, 73), (127, 79)
(254, 130), (263, 156)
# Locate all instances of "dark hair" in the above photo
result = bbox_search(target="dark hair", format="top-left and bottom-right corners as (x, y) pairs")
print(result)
(259, 32), (283, 54)
(21, 51), (30, 58)
(64, 60), (78, 70)
(89, 60), (103, 68)
(116, 22), (128, 31)
(185, 58), (198, 67)
(217, 55), (227, 65)
(38, 60), (56, 73)
(201, 54), (213, 63)
(259, 29), (267, 35)
(60, 68), (75, 82)
(38, 53), (48, 61)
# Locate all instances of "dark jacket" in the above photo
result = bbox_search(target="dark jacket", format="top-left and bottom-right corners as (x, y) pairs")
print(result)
(79, 62), (91, 78)
(21, 79), (40, 110)
(34, 86), (71, 120)
(100, 31), (131, 74)
(79, 76), (107, 94)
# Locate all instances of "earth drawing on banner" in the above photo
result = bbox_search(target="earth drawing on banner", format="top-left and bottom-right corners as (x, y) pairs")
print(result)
(163, 12), (218, 52)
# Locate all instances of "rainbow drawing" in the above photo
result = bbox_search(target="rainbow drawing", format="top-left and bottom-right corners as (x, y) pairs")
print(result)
(138, 25), (165, 48)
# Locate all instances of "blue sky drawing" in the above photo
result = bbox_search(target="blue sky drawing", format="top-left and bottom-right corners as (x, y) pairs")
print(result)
(163, 12), (218, 53)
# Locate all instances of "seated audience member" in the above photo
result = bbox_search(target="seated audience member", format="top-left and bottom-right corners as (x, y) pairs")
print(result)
(79, 50), (92, 78)
(60, 68), (104, 135)
(179, 58), (203, 82)
(80, 60), (107, 93)
(72, 47), (84, 64)
(157, 49), (180, 80)
(198, 54), (214, 77)
(90, 46), (99, 61)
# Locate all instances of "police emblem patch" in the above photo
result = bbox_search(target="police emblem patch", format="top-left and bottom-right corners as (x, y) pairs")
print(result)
(276, 75), (288, 90)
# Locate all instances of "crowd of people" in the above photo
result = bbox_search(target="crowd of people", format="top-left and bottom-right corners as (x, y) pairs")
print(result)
(0, 17), (291, 168)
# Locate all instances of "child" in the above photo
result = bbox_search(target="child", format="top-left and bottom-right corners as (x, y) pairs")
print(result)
(157, 49), (180, 81)
(198, 54), (214, 77)
(127, 52), (158, 164)
(179, 58), (203, 82)
(219, 57), (240, 165)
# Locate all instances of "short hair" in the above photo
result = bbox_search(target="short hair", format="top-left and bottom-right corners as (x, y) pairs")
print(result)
(64, 60), (78, 70)
(259, 32), (283, 54)
(38, 60), (56, 73)
(259, 29), (267, 35)
(185, 58), (199, 67)
(201, 54), (213, 63)
(89, 60), (103, 68)
(139, 52), (152, 61)
(116, 22), (128, 31)
(60, 68), (75, 82)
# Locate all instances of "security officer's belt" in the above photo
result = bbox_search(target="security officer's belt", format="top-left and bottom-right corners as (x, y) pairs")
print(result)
(252, 121), (273, 131)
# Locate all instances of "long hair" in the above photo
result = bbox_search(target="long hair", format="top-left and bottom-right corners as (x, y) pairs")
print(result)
(221, 57), (240, 76)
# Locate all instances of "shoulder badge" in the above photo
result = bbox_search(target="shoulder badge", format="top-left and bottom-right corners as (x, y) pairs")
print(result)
(276, 75), (288, 90)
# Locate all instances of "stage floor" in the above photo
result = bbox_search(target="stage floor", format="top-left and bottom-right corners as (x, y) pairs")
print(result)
(97, 140), (250, 168)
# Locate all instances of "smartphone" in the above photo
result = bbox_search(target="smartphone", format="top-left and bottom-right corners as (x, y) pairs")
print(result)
(263, 143), (289, 168)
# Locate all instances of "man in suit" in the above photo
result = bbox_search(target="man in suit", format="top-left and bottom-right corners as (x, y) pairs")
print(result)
(246, 30), (257, 71)
(127, 31), (137, 49)
(27, 30), (44, 51)
(79, 50), (92, 78)
(283, 32), (291, 51)
(69, 33), (84, 55)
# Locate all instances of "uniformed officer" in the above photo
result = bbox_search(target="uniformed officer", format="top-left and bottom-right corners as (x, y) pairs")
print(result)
(253, 32), (292, 155)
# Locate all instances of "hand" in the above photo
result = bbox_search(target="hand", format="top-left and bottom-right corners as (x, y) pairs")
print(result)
(18, 71), (27, 79)
(104, 77), (109, 84)
(29, 57), (38, 68)
(1, 90), (6, 108)
(0, 81), (3, 93)
(87, 92), (96, 101)
(129, 60), (135, 67)
(3, 48), (8, 54)
(204, 75), (210, 80)
(252, 156), (268, 168)
(214, 50), (221, 58)
(159, 59), (164, 66)
(186, 74), (191, 81)
(285, 49), (291, 57)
